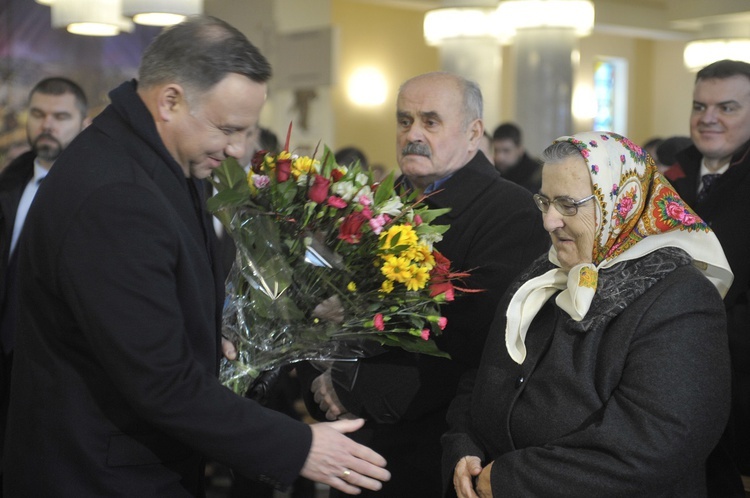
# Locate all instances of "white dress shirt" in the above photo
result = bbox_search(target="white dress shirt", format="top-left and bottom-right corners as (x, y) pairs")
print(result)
(10, 161), (48, 255)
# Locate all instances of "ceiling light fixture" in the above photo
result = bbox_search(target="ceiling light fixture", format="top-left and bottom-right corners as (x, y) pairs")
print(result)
(51, 0), (133, 37)
(122, 0), (203, 27)
(423, 7), (511, 47)
(496, 0), (595, 37)
(683, 38), (750, 72)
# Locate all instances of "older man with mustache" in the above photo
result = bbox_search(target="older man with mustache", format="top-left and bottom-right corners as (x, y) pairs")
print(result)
(303, 72), (550, 497)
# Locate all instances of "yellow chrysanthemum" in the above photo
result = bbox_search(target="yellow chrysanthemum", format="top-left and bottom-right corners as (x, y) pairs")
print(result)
(380, 255), (412, 283)
(379, 279), (394, 294)
(404, 265), (430, 291)
(292, 156), (319, 178)
(347, 281), (357, 292)
(380, 224), (419, 251)
(402, 244), (435, 269)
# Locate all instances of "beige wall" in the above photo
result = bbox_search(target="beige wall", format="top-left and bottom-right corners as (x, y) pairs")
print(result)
(206, 1), (697, 161)
(330, 0), (439, 171)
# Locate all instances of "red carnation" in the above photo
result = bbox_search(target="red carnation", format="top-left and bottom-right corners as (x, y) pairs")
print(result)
(429, 281), (455, 301)
(327, 196), (348, 209)
(432, 250), (451, 276)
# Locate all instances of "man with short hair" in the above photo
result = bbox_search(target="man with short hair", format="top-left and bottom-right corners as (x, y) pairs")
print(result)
(492, 122), (542, 193)
(665, 58), (750, 492)
(0, 76), (90, 479)
(3, 16), (389, 496)
(303, 72), (549, 497)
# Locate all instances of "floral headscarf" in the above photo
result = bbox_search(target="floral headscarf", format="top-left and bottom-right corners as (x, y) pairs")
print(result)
(505, 131), (733, 364)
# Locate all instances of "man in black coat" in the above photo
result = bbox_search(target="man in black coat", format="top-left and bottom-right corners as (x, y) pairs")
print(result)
(665, 58), (750, 494)
(0, 76), (89, 482)
(491, 122), (542, 193)
(3, 16), (389, 497)
(303, 72), (549, 497)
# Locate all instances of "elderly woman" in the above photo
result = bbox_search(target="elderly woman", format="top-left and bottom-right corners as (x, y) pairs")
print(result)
(443, 131), (734, 497)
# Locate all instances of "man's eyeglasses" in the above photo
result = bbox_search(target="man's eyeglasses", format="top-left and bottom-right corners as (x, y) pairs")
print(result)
(533, 193), (596, 216)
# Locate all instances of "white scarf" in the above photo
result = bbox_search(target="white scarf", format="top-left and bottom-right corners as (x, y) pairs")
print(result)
(505, 132), (733, 364)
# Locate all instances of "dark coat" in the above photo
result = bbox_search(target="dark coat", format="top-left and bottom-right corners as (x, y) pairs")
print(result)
(0, 150), (35, 469)
(3, 81), (311, 497)
(301, 152), (550, 497)
(665, 142), (750, 476)
(0, 150), (34, 294)
(443, 263), (731, 497)
(500, 152), (542, 193)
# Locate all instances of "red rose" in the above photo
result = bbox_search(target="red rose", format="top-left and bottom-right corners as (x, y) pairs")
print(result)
(337, 212), (369, 244)
(308, 174), (331, 204)
(331, 169), (344, 182)
(276, 158), (292, 182)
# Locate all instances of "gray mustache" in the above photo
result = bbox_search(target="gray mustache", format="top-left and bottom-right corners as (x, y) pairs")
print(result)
(402, 142), (431, 157)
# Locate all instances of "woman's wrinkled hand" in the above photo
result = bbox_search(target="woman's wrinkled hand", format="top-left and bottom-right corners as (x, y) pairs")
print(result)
(454, 456), (483, 498)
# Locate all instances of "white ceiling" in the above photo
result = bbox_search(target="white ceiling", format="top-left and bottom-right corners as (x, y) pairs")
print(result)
(344, 0), (750, 40)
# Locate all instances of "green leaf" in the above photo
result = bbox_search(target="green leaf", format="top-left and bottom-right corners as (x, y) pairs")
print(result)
(207, 189), (253, 214)
(416, 207), (451, 224)
(320, 145), (337, 177)
(211, 157), (248, 191)
(373, 171), (396, 205)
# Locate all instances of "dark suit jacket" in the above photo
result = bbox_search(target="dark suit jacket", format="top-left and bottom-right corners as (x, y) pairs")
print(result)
(665, 142), (750, 477)
(3, 81), (311, 496)
(0, 150), (34, 470)
(443, 263), (731, 497)
(0, 150), (34, 294)
(301, 152), (550, 497)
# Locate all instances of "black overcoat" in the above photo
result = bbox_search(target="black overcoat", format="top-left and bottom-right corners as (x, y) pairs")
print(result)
(443, 263), (731, 497)
(3, 81), (311, 496)
(302, 152), (550, 497)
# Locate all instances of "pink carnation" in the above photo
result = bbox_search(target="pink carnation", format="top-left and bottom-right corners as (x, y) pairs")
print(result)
(438, 317), (448, 330)
(369, 214), (389, 235)
(420, 329), (430, 340)
(373, 313), (385, 331)
(253, 175), (271, 189)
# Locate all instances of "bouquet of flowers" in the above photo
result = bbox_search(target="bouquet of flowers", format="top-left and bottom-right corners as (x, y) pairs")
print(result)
(208, 129), (470, 396)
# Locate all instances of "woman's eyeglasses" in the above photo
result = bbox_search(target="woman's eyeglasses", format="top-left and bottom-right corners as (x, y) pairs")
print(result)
(533, 193), (595, 216)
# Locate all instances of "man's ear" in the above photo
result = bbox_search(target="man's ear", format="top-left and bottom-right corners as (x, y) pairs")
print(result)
(156, 84), (188, 122)
(468, 119), (484, 147)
